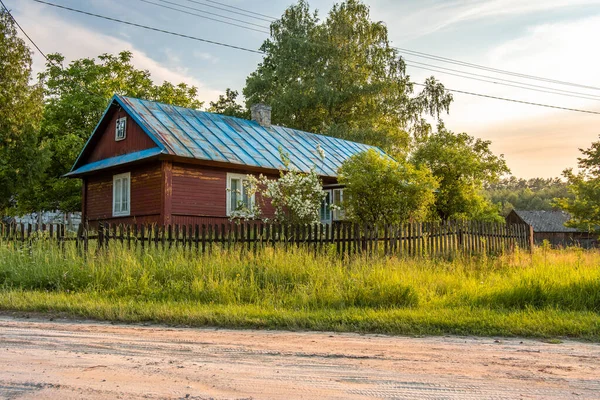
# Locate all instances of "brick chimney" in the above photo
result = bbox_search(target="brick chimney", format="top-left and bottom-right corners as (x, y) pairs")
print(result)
(251, 103), (272, 128)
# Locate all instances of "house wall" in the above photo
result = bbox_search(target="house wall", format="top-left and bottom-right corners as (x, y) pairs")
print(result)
(169, 162), (276, 226)
(84, 106), (157, 164)
(505, 211), (524, 225)
(85, 162), (162, 225)
(84, 159), (332, 227)
(534, 232), (597, 248)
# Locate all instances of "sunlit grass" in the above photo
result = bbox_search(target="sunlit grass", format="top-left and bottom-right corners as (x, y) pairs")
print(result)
(0, 239), (599, 339)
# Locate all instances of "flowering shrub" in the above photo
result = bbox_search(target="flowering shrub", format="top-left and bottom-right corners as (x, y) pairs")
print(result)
(238, 148), (326, 224)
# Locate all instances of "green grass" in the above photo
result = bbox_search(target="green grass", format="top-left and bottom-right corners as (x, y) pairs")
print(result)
(0, 240), (599, 339)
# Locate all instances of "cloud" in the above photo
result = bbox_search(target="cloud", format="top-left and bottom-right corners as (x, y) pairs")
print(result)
(193, 51), (219, 64)
(405, 13), (600, 178)
(12, 1), (222, 104)
(371, 0), (600, 39)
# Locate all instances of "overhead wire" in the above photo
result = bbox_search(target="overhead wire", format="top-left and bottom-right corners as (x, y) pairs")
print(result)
(200, 0), (276, 20)
(136, 0), (600, 101)
(180, 0), (274, 23)
(0, 0), (108, 101)
(404, 62), (600, 102)
(23, 0), (600, 115)
(141, 0), (270, 31)
(159, 0), (600, 93)
(30, 0), (264, 54)
(412, 83), (600, 115)
(395, 47), (600, 91)
(404, 59), (600, 100)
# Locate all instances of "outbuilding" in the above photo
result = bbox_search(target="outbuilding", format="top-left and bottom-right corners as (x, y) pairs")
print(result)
(66, 95), (381, 226)
(505, 210), (597, 248)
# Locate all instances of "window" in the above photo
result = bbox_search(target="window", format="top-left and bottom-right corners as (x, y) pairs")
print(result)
(115, 117), (127, 141)
(320, 191), (332, 223)
(226, 173), (254, 216)
(113, 173), (130, 217)
(332, 188), (345, 220)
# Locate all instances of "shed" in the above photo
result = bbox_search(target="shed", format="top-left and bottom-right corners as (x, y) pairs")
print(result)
(506, 210), (597, 248)
(66, 95), (383, 226)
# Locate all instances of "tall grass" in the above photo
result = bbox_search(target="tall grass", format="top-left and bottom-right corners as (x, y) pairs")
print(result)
(0, 240), (599, 338)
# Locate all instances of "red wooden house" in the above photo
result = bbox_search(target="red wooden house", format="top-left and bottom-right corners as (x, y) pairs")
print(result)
(66, 95), (382, 226)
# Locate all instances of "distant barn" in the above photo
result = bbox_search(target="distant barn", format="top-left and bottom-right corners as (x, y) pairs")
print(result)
(506, 210), (597, 248)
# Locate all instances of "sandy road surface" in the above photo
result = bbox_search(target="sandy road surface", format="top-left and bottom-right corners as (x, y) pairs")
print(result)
(0, 316), (599, 399)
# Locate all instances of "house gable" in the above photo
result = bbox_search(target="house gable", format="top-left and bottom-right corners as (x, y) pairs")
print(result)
(74, 101), (160, 169)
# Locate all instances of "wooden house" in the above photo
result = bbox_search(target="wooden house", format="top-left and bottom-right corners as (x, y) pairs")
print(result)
(506, 210), (597, 248)
(66, 95), (381, 226)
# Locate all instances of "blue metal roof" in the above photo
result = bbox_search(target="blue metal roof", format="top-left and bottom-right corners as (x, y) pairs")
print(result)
(70, 95), (384, 177)
(67, 148), (163, 177)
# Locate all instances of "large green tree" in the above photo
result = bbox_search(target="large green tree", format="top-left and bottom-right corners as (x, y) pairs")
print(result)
(0, 10), (46, 215)
(411, 124), (509, 221)
(555, 136), (600, 233)
(338, 149), (438, 225)
(34, 51), (203, 212)
(243, 0), (452, 155)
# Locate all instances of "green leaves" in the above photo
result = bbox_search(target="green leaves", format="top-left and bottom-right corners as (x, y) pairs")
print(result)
(556, 136), (600, 233)
(35, 50), (203, 212)
(411, 125), (509, 221)
(243, 0), (452, 154)
(338, 149), (438, 225)
(0, 10), (46, 215)
(207, 89), (249, 119)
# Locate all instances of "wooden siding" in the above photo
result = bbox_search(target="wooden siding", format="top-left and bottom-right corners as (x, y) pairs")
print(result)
(172, 163), (227, 217)
(85, 163), (162, 222)
(84, 105), (157, 164)
(171, 163), (277, 219)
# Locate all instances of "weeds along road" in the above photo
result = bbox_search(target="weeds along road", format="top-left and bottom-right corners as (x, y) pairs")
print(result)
(0, 316), (599, 399)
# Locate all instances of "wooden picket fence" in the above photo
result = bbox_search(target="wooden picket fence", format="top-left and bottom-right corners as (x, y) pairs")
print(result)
(0, 220), (533, 257)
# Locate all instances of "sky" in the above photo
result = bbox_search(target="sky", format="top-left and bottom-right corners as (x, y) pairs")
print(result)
(6, 0), (600, 178)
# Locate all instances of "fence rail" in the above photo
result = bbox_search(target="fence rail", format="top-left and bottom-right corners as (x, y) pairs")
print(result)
(0, 221), (533, 257)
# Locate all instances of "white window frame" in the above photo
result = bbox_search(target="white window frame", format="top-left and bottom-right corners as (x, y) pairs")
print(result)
(226, 173), (255, 217)
(115, 117), (127, 141)
(320, 190), (332, 223)
(112, 172), (131, 217)
(332, 188), (345, 221)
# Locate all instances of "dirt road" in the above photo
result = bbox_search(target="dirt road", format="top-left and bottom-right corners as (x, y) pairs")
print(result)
(0, 316), (598, 399)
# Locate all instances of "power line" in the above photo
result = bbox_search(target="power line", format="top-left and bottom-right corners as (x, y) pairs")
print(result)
(405, 59), (600, 100)
(0, 0), (56, 66)
(30, 0), (264, 54)
(201, 0), (276, 21)
(412, 83), (600, 115)
(0, 0), (108, 101)
(144, 0), (600, 101)
(138, 0), (600, 93)
(26, 0), (600, 115)
(396, 47), (600, 92)
(405, 62), (600, 102)
(174, 0), (600, 93)
(142, 0), (269, 31)
(181, 0), (274, 23)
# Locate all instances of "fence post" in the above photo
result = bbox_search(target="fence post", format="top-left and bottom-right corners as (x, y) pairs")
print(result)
(527, 225), (534, 253)
(98, 222), (104, 250)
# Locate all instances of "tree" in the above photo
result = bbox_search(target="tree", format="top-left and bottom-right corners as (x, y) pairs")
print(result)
(34, 51), (203, 213)
(485, 177), (571, 216)
(338, 149), (438, 225)
(411, 124), (509, 221)
(207, 88), (249, 119)
(0, 10), (46, 215)
(243, 0), (452, 156)
(555, 136), (600, 233)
